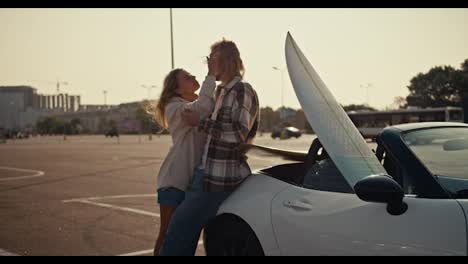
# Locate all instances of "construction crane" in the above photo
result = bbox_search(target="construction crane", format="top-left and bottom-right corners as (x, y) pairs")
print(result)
(103, 90), (108, 105)
(29, 79), (69, 94)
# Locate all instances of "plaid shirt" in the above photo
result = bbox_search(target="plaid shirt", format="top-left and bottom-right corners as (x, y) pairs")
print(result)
(198, 77), (260, 192)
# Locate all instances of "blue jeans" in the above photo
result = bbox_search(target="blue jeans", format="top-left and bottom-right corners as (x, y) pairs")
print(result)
(157, 187), (185, 206)
(159, 166), (232, 256)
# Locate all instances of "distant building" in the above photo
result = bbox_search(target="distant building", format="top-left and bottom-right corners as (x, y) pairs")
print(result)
(0, 85), (154, 134)
(0, 86), (34, 129)
(56, 101), (143, 134)
(0, 86), (81, 130)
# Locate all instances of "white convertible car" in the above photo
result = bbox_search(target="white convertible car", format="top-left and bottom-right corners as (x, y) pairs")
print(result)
(202, 33), (468, 256)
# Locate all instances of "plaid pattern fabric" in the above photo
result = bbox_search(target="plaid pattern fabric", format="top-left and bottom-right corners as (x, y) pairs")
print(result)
(198, 78), (260, 192)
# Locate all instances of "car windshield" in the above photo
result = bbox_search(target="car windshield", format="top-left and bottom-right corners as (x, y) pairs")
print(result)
(402, 127), (468, 196)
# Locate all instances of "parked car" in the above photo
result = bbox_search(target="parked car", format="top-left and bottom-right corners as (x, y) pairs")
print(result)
(271, 127), (302, 140)
(204, 122), (468, 256)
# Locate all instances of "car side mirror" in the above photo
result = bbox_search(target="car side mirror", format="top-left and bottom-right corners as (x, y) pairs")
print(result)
(354, 175), (408, 216)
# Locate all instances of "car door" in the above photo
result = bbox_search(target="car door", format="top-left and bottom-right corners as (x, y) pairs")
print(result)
(457, 200), (468, 247)
(271, 185), (467, 255)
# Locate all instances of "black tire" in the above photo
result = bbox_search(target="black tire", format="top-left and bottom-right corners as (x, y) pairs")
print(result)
(204, 215), (264, 256)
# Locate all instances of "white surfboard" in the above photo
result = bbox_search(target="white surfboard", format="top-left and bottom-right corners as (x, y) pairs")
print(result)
(285, 32), (387, 187)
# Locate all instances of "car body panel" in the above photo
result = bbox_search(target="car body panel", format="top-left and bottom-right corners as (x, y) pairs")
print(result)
(271, 185), (467, 255)
(217, 174), (291, 256)
(456, 199), (468, 254)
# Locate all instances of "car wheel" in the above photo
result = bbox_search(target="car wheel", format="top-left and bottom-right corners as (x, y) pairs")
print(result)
(204, 215), (264, 256)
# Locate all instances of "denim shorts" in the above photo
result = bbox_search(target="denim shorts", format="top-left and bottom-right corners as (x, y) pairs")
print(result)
(157, 187), (185, 206)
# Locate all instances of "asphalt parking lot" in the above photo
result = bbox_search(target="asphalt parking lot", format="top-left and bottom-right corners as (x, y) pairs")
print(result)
(0, 134), (376, 256)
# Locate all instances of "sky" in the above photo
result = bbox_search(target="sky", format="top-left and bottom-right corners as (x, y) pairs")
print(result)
(1, 8), (467, 110)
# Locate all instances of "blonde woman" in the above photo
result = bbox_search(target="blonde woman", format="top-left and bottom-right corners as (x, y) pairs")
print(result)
(151, 59), (216, 256)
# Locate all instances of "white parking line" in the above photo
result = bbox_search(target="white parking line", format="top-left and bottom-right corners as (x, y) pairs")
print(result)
(63, 194), (205, 256)
(118, 249), (154, 257)
(65, 199), (160, 218)
(63, 194), (159, 217)
(0, 248), (19, 256)
(118, 241), (205, 256)
(62, 194), (156, 203)
(0, 166), (45, 181)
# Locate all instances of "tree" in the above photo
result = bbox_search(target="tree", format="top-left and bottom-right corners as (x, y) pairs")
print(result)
(342, 104), (377, 112)
(62, 122), (74, 135)
(136, 105), (161, 134)
(392, 96), (408, 109)
(406, 59), (468, 123)
(70, 118), (81, 128)
(70, 118), (82, 135)
(406, 66), (460, 108)
(259, 107), (280, 132)
(35, 117), (64, 135)
(460, 59), (468, 123)
(295, 110), (314, 134)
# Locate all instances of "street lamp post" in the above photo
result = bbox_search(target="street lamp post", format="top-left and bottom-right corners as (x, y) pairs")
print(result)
(170, 8), (175, 69)
(141, 84), (157, 141)
(360, 83), (372, 106)
(141, 85), (157, 100)
(273, 66), (286, 120)
(103, 90), (108, 106)
(9, 101), (17, 141)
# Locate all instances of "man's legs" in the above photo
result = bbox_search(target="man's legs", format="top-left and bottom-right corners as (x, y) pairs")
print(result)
(159, 168), (231, 256)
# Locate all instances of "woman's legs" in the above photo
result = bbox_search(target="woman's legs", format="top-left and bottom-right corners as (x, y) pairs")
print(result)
(154, 187), (185, 256)
(154, 205), (177, 256)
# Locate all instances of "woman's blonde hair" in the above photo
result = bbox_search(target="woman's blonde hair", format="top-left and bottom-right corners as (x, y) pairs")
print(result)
(211, 39), (245, 79)
(146, 68), (184, 129)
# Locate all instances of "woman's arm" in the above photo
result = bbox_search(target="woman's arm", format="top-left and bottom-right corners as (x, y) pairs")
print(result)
(183, 75), (216, 115)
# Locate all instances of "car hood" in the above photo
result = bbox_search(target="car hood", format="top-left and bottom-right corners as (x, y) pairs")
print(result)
(285, 32), (388, 188)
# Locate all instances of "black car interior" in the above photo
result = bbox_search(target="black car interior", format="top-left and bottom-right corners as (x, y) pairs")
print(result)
(260, 137), (415, 195)
(260, 138), (353, 193)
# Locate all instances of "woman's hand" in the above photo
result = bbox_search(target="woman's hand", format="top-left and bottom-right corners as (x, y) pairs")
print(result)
(207, 56), (216, 76)
(182, 109), (200, 127)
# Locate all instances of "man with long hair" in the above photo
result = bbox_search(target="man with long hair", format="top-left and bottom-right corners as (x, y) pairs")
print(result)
(159, 39), (260, 256)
